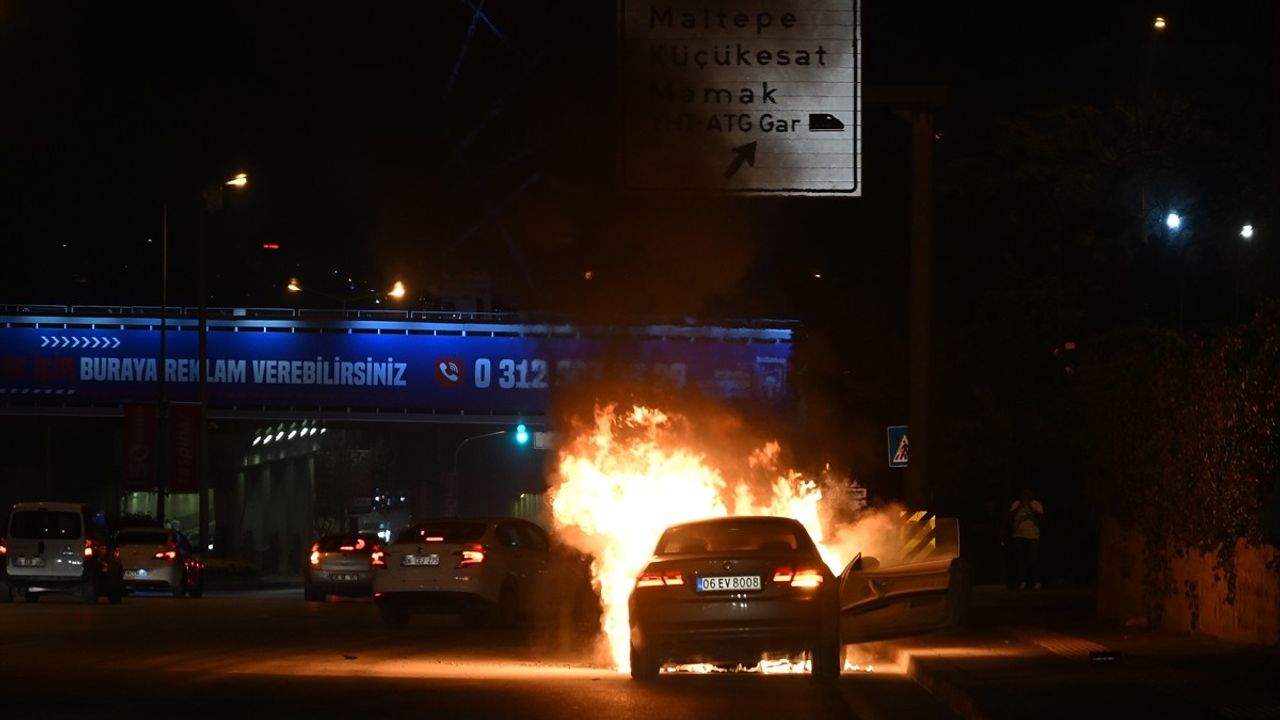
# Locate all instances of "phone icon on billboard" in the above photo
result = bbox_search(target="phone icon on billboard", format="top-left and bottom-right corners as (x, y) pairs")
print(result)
(435, 359), (463, 386)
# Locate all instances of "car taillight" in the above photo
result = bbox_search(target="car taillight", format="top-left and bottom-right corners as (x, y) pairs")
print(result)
(0, 538), (7, 556)
(310, 543), (321, 566)
(371, 546), (386, 568)
(83, 539), (95, 558)
(154, 549), (177, 561)
(455, 544), (485, 568)
(773, 566), (823, 588)
(636, 569), (684, 588)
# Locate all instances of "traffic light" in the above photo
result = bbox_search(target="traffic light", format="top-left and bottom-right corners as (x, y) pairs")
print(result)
(514, 423), (530, 445)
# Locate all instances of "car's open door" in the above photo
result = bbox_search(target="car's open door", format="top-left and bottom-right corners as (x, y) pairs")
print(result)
(839, 514), (969, 643)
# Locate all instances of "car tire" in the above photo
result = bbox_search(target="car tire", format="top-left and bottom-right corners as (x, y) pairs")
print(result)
(379, 604), (409, 628)
(172, 572), (187, 599)
(497, 581), (520, 628)
(461, 599), (493, 629)
(80, 578), (97, 604)
(189, 578), (204, 599)
(303, 582), (324, 602)
(629, 641), (659, 681)
(0, 580), (12, 603)
(24, 589), (39, 603)
(810, 632), (841, 685)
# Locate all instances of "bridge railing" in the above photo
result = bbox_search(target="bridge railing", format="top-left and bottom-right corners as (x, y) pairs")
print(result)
(0, 304), (799, 330)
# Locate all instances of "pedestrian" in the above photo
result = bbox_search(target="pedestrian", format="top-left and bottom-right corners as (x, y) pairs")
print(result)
(1008, 488), (1044, 589)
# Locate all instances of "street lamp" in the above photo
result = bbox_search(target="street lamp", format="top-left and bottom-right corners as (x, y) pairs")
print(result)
(1240, 224), (1255, 241)
(1154, 16), (1167, 31)
(1165, 212), (1182, 231)
(288, 278), (406, 308)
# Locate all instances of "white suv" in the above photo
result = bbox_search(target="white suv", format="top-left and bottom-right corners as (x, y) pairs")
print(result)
(372, 518), (552, 628)
(1, 502), (124, 603)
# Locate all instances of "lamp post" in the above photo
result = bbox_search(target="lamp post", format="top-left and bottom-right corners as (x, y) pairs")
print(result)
(452, 430), (510, 474)
(156, 203), (170, 523)
(448, 427), (527, 516)
(195, 171), (249, 549)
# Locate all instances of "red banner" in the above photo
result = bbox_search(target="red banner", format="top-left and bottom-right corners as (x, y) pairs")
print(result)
(122, 402), (157, 490)
(167, 402), (203, 493)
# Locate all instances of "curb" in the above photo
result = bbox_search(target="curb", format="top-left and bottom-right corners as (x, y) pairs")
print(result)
(893, 645), (986, 720)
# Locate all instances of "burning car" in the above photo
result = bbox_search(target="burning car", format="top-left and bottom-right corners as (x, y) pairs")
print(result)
(628, 516), (841, 681)
(628, 514), (966, 681)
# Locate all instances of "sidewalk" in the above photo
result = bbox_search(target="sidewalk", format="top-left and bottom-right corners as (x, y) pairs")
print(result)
(879, 585), (1280, 720)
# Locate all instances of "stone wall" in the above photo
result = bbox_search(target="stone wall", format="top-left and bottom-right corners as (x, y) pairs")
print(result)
(1098, 516), (1280, 644)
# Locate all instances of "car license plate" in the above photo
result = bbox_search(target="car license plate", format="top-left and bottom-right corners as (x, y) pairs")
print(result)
(696, 575), (762, 592)
(124, 569), (147, 578)
(15, 557), (46, 568)
(401, 554), (440, 567)
(328, 573), (359, 582)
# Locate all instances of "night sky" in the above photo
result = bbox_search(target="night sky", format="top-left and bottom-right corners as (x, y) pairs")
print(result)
(3, 1), (1270, 316)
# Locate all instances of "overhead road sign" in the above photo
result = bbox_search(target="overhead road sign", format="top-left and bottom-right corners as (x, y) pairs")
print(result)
(621, 0), (861, 195)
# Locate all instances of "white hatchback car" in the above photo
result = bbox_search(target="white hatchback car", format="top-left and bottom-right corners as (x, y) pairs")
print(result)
(116, 527), (204, 598)
(372, 518), (554, 628)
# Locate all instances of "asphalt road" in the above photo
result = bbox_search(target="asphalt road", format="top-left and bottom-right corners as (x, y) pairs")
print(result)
(0, 590), (957, 720)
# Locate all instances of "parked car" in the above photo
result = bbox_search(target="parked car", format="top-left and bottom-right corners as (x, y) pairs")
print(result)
(0, 501), (123, 604)
(373, 517), (592, 629)
(628, 514), (969, 682)
(116, 527), (204, 598)
(304, 532), (380, 601)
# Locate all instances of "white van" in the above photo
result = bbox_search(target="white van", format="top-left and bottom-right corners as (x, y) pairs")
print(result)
(1, 502), (124, 603)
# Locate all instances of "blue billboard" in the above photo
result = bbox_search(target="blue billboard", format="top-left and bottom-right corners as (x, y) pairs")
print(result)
(0, 314), (791, 418)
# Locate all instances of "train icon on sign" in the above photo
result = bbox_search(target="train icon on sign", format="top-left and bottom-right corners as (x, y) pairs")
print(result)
(808, 113), (845, 132)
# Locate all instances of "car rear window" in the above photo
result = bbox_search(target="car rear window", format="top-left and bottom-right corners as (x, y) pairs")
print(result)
(656, 519), (808, 555)
(317, 534), (376, 552)
(116, 530), (169, 546)
(10, 510), (82, 540)
(396, 522), (486, 544)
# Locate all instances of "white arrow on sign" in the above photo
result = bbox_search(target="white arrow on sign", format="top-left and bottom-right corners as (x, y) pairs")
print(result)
(40, 336), (50, 347)
(111, 337), (120, 348)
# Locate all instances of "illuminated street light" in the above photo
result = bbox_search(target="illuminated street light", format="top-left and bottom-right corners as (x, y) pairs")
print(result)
(1165, 212), (1182, 231)
(287, 278), (303, 292)
(1154, 16), (1167, 30)
(1241, 224), (1255, 240)
(388, 280), (406, 300)
(225, 172), (249, 188)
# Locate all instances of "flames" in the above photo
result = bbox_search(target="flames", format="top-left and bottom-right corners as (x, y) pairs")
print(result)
(548, 404), (867, 671)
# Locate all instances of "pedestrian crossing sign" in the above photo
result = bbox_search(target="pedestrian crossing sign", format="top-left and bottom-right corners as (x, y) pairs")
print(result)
(887, 425), (909, 468)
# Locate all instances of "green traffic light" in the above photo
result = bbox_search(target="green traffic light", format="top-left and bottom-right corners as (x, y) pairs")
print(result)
(515, 423), (529, 445)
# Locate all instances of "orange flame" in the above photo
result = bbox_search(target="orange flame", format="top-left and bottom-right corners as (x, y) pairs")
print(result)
(548, 404), (863, 671)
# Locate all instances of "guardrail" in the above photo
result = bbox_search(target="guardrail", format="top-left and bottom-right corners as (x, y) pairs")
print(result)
(0, 304), (800, 329)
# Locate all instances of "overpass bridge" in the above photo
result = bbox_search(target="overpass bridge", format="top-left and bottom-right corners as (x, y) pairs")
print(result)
(0, 305), (794, 423)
